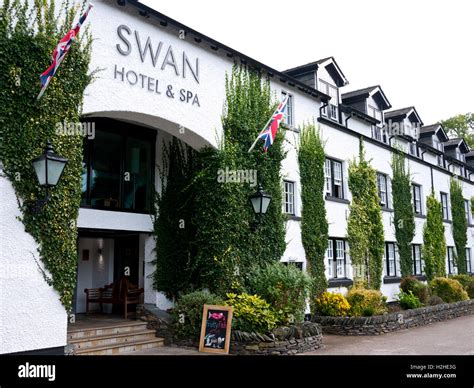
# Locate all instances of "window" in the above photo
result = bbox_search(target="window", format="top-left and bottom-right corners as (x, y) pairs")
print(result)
(437, 154), (444, 168)
(318, 80), (338, 121)
(281, 91), (294, 127)
(447, 247), (457, 275)
(283, 261), (304, 270)
(412, 244), (423, 275)
(326, 239), (347, 279)
(377, 173), (388, 207)
(385, 242), (401, 277)
(440, 192), (449, 220)
(368, 105), (383, 122)
(465, 199), (471, 224)
(324, 158), (344, 199)
(81, 119), (155, 213)
(466, 248), (472, 273)
(412, 184), (422, 215)
(283, 181), (295, 215)
(409, 141), (420, 157)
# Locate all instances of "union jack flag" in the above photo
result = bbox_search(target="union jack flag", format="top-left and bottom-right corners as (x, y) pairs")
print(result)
(37, 3), (93, 100)
(248, 95), (289, 153)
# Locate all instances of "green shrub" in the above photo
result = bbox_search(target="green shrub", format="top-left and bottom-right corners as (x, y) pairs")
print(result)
(225, 292), (277, 333)
(428, 295), (444, 306)
(346, 287), (388, 316)
(429, 277), (469, 303)
(450, 274), (474, 299)
(248, 262), (311, 324)
(314, 292), (351, 317)
(398, 290), (422, 310)
(172, 290), (224, 339)
(400, 276), (429, 304)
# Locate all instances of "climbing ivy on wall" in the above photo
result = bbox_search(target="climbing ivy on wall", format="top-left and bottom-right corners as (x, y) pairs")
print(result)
(0, 0), (92, 311)
(192, 66), (286, 294)
(450, 178), (468, 274)
(422, 194), (447, 280)
(152, 138), (198, 299)
(347, 139), (385, 290)
(152, 66), (286, 297)
(391, 150), (415, 278)
(298, 123), (328, 308)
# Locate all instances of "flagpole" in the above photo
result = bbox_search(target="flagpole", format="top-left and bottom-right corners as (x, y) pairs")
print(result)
(248, 115), (274, 153)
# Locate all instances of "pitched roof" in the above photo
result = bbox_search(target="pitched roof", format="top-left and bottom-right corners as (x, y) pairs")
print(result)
(341, 86), (379, 100)
(283, 56), (349, 87)
(385, 106), (423, 126)
(116, 0), (329, 102)
(341, 85), (391, 110)
(443, 138), (470, 153)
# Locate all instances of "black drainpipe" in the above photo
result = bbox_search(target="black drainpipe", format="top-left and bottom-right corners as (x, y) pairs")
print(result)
(319, 100), (329, 119)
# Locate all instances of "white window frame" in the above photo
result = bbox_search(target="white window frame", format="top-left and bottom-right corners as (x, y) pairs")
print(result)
(412, 244), (423, 276)
(467, 248), (472, 273)
(386, 242), (400, 278)
(412, 184), (422, 215)
(377, 173), (388, 207)
(441, 192), (449, 220)
(325, 158), (344, 199)
(318, 79), (338, 121)
(281, 91), (294, 128)
(283, 180), (295, 215)
(464, 199), (471, 224)
(326, 238), (347, 279)
(447, 247), (457, 275)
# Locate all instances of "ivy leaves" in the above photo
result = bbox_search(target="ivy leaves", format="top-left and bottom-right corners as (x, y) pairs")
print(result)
(298, 123), (328, 307)
(347, 140), (385, 290)
(0, 0), (91, 311)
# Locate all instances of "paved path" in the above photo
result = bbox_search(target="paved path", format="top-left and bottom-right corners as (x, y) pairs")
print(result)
(305, 315), (474, 355)
(124, 315), (474, 355)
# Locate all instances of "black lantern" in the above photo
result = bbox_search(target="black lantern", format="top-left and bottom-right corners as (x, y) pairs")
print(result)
(29, 141), (68, 213)
(249, 184), (271, 226)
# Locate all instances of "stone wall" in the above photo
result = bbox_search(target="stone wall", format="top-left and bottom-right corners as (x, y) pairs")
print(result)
(229, 322), (322, 355)
(313, 299), (474, 335)
(137, 304), (322, 354)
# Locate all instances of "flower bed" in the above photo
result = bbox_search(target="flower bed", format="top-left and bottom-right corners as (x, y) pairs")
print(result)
(312, 299), (474, 335)
(137, 304), (322, 354)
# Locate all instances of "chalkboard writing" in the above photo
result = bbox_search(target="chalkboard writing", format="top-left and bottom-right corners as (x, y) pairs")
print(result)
(199, 305), (233, 354)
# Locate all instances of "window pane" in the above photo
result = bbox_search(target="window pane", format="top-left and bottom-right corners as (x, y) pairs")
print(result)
(324, 159), (332, 195)
(90, 131), (122, 208)
(327, 240), (333, 278)
(123, 137), (152, 212)
(336, 240), (345, 277)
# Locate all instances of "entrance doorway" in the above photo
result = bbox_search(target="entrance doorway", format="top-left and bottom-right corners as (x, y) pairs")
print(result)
(75, 230), (142, 315)
(114, 235), (139, 285)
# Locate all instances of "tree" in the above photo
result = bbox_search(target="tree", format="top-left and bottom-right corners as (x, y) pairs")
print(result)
(441, 113), (474, 148)
(298, 123), (328, 308)
(391, 151), (415, 277)
(347, 140), (385, 289)
(422, 194), (447, 280)
(450, 178), (468, 274)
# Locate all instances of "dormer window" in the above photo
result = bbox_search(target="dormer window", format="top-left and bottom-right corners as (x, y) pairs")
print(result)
(319, 79), (338, 121)
(409, 141), (420, 157)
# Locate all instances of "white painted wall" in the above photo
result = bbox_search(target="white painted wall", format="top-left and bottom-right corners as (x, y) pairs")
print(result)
(76, 238), (114, 314)
(0, 170), (67, 354)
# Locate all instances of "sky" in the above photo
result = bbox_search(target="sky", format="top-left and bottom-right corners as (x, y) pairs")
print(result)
(141, 0), (474, 125)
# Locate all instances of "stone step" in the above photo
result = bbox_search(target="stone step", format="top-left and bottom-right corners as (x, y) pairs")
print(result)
(69, 329), (158, 350)
(68, 321), (149, 340)
(74, 338), (164, 355)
